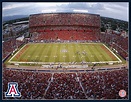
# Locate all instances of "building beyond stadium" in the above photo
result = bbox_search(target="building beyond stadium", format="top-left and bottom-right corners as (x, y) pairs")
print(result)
(29, 13), (100, 41)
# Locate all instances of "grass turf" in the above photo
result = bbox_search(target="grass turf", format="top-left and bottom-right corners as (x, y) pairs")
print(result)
(9, 43), (120, 63)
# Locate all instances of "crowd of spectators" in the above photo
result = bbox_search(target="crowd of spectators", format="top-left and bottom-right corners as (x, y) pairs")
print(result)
(2, 13), (128, 100)
(30, 30), (98, 41)
(3, 68), (128, 99)
(100, 32), (128, 59)
(29, 26), (96, 32)
(45, 73), (86, 99)
(3, 69), (52, 99)
(29, 13), (100, 42)
(78, 69), (128, 99)
(29, 13), (100, 27)
(2, 38), (24, 60)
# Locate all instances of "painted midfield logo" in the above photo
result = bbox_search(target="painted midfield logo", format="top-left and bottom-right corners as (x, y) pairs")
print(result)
(5, 82), (21, 97)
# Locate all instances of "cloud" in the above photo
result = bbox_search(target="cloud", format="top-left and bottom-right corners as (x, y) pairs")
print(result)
(2, 2), (128, 21)
(98, 2), (129, 21)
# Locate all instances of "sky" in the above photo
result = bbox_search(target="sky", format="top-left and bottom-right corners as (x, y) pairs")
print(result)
(2, 2), (129, 21)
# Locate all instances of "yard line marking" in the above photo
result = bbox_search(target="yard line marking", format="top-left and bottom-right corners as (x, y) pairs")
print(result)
(8, 43), (122, 64)
(39, 44), (46, 61)
(43, 44), (50, 61)
(54, 46), (58, 61)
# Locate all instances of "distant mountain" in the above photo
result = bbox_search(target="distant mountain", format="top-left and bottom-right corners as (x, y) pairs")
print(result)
(3, 15), (29, 22)
(101, 16), (128, 23)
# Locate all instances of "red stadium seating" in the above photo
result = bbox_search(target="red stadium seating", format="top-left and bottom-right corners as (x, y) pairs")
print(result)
(2, 13), (128, 100)
(3, 38), (24, 60)
(3, 68), (128, 99)
(100, 32), (128, 59)
(29, 13), (100, 41)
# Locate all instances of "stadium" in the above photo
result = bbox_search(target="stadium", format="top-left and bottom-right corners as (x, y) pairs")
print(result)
(3, 13), (128, 99)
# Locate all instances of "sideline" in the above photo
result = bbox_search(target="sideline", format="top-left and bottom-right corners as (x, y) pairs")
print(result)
(8, 44), (27, 62)
(103, 44), (122, 62)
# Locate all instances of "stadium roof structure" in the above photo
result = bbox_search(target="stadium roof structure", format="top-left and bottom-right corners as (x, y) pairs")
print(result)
(16, 36), (24, 41)
(13, 20), (29, 25)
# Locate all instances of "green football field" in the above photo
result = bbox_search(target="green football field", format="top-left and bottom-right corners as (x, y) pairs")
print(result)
(9, 43), (122, 64)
